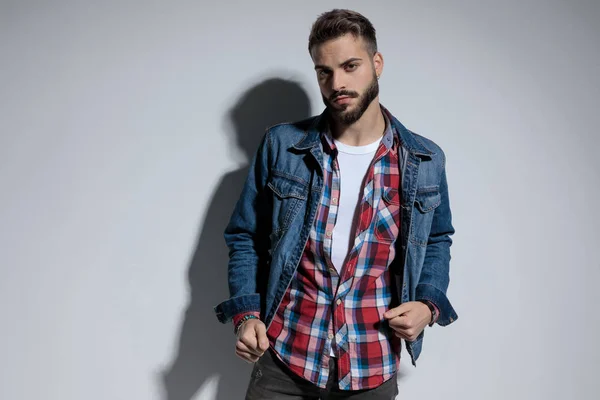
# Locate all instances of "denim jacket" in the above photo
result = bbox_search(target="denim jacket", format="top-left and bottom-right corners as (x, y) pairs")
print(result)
(214, 105), (458, 366)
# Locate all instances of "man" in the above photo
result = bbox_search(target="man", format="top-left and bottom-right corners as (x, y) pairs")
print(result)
(214, 9), (458, 399)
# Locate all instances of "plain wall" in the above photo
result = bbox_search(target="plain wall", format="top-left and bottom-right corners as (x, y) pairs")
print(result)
(1, 1), (598, 399)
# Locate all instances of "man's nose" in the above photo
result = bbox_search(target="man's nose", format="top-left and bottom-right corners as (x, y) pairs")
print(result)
(331, 71), (346, 92)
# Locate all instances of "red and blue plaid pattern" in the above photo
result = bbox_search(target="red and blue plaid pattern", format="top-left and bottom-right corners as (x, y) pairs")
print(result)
(265, 110), (404, 390)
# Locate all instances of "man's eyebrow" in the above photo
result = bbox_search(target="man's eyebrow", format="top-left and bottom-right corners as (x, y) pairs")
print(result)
(314, 57), (363, 70)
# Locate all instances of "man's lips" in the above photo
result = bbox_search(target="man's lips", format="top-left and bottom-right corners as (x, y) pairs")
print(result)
(333, 96), (353, 104)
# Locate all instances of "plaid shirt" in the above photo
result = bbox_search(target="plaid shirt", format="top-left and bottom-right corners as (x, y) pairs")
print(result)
(268, 108), (403, 390)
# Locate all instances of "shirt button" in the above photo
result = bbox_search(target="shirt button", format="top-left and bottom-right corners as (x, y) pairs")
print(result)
(325, 231), (333, 237)
(328, 333), (334, 339)
(331, 197), (338, 204)
(336, 299), (342, 305)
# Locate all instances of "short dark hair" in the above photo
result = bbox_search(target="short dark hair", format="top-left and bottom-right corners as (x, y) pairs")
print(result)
(308, 9), (377, 57)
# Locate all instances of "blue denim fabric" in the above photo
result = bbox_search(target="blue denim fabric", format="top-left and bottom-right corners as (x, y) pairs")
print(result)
(214, 106), (458, 366)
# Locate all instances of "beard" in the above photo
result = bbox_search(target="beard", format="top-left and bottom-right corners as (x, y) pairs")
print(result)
(322, 71), (379, 125)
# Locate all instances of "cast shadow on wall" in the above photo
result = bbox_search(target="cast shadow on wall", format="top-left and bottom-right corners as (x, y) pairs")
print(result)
(161, 77), (312, 400)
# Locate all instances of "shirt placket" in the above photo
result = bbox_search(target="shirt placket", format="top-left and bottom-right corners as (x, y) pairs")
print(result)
(323, 155), (340, 359)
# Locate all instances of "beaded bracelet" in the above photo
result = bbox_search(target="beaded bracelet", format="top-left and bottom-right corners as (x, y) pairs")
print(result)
(234, 314), (259, 335)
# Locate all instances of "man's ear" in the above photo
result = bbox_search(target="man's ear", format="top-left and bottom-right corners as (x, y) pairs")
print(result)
(373, 51), (384, 78)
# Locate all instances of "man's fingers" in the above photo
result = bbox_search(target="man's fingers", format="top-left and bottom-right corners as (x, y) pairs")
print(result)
(239, 332), (260, 355)
(394, 329), (420, 342)
(388, 315), (411, 329)
(235, 348), (260, 363)
(389, 318), (421, 341)
(383, 303), (411, 319)
(236, 339), (264, 357)
(392, 324), (415, 340)
(254, 322), (269, 351)
(394, 330), (409, 340)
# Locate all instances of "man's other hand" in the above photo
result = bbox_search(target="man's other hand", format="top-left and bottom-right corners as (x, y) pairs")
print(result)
(383, 301), (431, 341)
(235, 319), (270, 363)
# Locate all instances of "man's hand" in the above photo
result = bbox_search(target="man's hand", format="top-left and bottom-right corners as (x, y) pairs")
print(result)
(235, 319), (270, 363)
(383, 301), (432, 341)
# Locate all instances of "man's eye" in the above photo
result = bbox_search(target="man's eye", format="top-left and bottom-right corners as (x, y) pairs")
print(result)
(318, 70), (330, 78)
(346, 64), (357, 70)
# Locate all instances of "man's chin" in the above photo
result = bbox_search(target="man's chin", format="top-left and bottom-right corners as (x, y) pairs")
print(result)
(328, 102), (354, 115)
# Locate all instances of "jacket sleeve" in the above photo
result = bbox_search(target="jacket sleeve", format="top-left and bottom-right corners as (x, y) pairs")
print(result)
(213, 129), (272, 324)
(415, 150), (458, 326)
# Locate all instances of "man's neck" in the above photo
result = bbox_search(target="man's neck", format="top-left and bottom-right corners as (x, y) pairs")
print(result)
(329, 100), (386, 146)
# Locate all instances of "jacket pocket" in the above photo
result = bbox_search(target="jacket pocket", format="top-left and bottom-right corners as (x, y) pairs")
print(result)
(374, 187), (401, 244)
(414, 189), (441, 213)
(266, 172), (307, 234)
(410, 188), (441, 246)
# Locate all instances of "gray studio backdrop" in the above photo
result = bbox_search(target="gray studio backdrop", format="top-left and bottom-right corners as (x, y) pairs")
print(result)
(1, 1), (598, 399)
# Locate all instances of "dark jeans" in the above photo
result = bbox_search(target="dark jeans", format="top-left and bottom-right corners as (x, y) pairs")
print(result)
(245, 347), (399, 399)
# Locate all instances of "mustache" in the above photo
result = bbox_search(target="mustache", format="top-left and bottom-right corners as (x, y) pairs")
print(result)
(330, 91), (358, 101)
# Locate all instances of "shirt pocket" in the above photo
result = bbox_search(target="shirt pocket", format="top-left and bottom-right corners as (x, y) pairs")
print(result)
(266, 172), (308, 234)
(374, 187), (401, 244)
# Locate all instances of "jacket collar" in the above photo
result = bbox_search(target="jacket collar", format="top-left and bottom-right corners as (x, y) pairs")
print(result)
(292, 104), (436, 157)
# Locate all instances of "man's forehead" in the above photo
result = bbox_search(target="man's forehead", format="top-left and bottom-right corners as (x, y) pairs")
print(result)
(311, 34), (369, 64)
